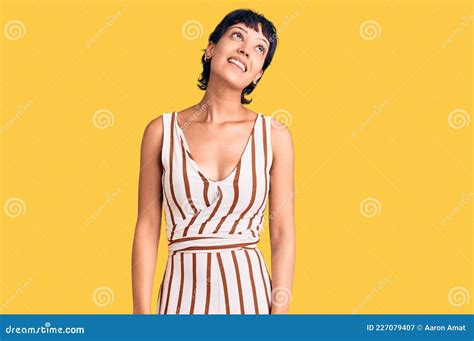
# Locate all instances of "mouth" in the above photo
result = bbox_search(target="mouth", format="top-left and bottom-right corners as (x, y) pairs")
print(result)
(227, 57), (247, 72)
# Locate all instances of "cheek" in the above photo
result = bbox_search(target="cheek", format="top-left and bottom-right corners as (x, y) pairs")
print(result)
(250, 57), (265, 74)
(215, 39), (238, 53)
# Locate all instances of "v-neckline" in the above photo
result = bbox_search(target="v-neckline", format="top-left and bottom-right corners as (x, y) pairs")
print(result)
(174, 111), (261, 184)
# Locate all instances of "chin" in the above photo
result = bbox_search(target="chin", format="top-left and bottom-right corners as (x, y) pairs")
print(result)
(215, 69), (249, 89)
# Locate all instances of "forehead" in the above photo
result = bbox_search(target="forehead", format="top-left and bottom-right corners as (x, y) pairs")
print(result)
(229, 23), (264, 35)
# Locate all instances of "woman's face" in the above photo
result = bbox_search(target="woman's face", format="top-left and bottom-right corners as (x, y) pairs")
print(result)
(206, 22), (270, 90)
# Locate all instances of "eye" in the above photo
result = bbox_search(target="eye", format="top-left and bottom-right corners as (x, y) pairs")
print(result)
(231, 31), (266, 55)
(231, 31), (243, 40)
(256, 45), (266, 54)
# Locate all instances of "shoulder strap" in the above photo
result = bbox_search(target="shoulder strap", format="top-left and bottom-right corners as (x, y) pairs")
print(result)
(161, 112), (171, 171)
(262, 115), (273, 172)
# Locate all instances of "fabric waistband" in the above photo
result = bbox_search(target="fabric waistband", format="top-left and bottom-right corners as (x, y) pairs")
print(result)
(167, 235), (260, 254)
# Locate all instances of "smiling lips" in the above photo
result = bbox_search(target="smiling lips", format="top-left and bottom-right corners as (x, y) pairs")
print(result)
(227, 57), (247, 72)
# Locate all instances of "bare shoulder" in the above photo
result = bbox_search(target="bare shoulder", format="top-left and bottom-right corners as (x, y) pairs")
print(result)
(270, 117), (294, 159)
(141, 114), (164, 152)
(245, 108), (260, 116)
(176, 105), (200, 121)
(244, 108), (262, 121)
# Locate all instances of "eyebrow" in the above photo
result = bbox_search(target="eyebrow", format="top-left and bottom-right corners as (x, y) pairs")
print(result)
(230, 25), (270, 48)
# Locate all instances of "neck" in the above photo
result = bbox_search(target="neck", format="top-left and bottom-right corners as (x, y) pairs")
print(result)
(197, 76), (247, 123)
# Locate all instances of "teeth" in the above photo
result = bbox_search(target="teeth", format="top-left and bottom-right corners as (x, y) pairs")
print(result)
(228, 58), (246, 72)
(229, 58), (245, 72)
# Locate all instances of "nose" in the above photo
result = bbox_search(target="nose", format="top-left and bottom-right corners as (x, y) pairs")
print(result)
(238, 47), (249, 58)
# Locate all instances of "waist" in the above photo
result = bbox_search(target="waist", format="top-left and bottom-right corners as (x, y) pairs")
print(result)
(167, 234), (260, 254)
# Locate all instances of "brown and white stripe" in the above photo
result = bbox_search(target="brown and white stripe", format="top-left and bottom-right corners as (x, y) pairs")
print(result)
(157, 248), (272, 314)
(157, 111), (273, 314)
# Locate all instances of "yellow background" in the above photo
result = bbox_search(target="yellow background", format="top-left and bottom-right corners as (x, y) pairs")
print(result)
(1, 0), (472, 314)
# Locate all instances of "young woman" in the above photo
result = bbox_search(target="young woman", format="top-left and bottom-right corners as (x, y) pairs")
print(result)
(132, 8), (295, 314)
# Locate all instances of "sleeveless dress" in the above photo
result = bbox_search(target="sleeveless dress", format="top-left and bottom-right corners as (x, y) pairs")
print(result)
(157, 111), (273, 314)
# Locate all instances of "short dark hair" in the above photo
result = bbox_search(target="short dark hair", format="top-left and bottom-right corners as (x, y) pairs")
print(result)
(197, 8), (278, 105)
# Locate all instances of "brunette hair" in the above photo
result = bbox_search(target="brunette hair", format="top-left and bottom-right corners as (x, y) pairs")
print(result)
(197, 8), (278, 104)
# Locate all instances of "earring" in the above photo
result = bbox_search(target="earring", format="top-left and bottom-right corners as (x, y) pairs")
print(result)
(204, 55), (211, 62)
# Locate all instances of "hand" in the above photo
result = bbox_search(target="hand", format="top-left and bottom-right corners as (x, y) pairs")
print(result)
(133, 306), (151, 314)
(270, 305), (290, 314)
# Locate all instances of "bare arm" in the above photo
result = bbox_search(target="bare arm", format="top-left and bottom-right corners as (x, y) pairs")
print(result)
(132, 116), (164, 314)
(268, 119), (296, 314)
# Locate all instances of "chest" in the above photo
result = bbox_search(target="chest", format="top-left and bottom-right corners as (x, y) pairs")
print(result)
(177, 119), (257, 183)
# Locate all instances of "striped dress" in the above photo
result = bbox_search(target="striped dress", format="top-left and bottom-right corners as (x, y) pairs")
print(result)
(157, 111), (273, 314)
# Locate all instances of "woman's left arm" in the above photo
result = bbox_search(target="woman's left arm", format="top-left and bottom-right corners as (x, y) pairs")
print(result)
(268, 119), (296, 314)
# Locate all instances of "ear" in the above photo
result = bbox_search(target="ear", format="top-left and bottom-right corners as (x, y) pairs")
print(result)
(254, 70), (264, 83)
(205, 41), (215, 58)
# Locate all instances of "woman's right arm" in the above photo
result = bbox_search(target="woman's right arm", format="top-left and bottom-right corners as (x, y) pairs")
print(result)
(132, 115), (164, 314)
